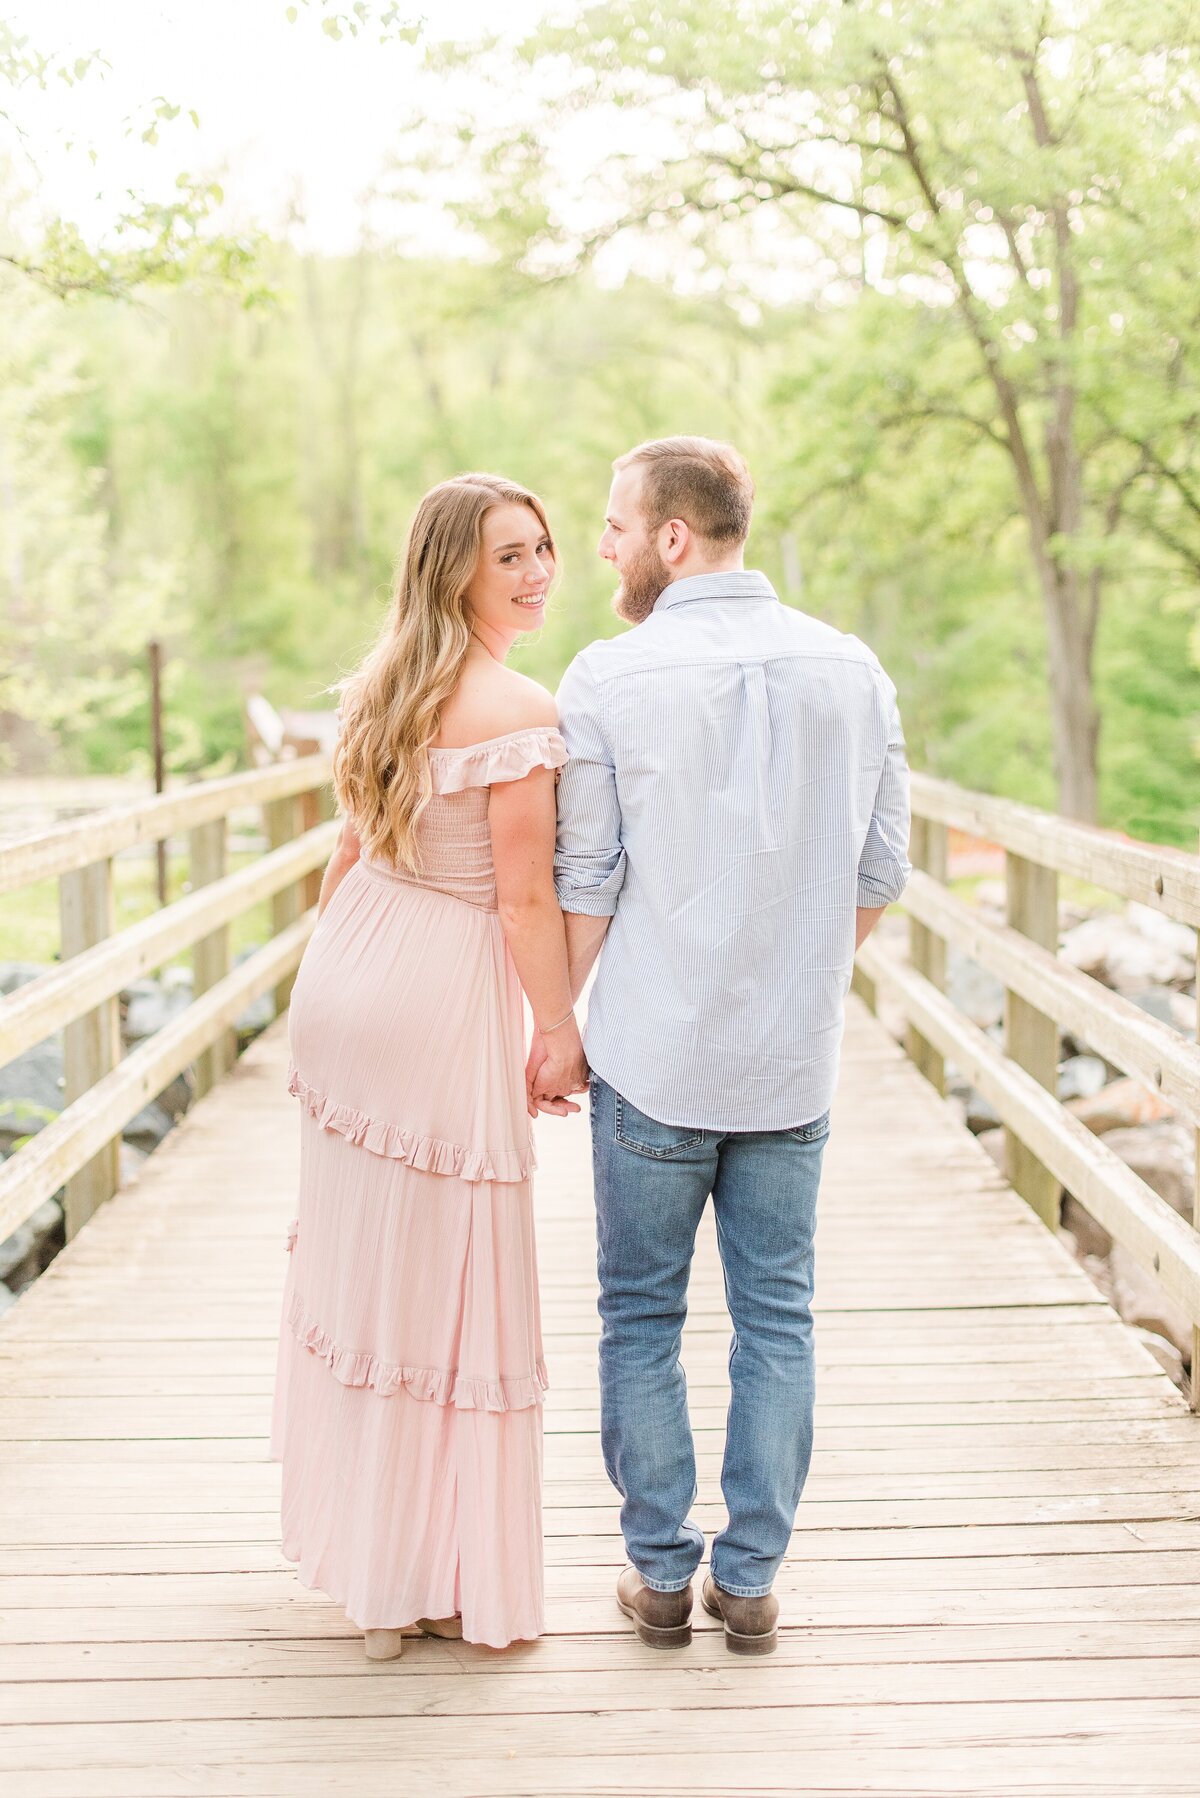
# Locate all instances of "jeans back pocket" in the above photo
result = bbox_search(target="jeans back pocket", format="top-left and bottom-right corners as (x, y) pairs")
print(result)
(614, 1093), (707, 1160)
(787, 1111), (831, 1144)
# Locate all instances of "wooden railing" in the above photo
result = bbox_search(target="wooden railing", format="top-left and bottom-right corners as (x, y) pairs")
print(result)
(0, 758), (334, 1246)
(856, 774), (1200, 1409)
(6, 755), (1199, 1412)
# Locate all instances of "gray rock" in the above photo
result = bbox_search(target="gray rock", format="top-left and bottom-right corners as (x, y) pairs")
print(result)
(120, 975), (162, 1010)
(1127, 902), (1197, 965)
(28, 1196), (63, 1236)
(231, 945), (274, 1038)
(0, 1040), (64, 1148)
(1056, 1055), (1108, 1103)
(1109, 1244), (1193, 1364)
(946, 953), (1005, 1029)
(123, 983), (192, 1044)
(968, 1093), (1002, 1134)
(0, 1224), (37, 1286)
(0, 961), (51, 996)
(27, 1197), (64, 1273)
(946, 1081), (1002, 1134)
(160, 965), (195, 994)
(1080, 1251), (1115, 1304)
(120, 1142), (150, 1184)
(234, 995), (274, 1041)
(1101, 1123), (1195, 1218)
(1170, 990), (1197, 1038)
(1068, 1077), (1175, 1136)
(1124, 988), (1182, 1031)
(0, 1281), (16, 1319)
(1130, 1325), (1186, 1388)
(122, 1101), (176, 1154)
(1060, 912), (1194, 991)
(975, 1127), (1007, 1172)
(943, 1091), (968, 1131)
(1061, 1193), (1114, 1260)
(155, 1070), (194, 1120)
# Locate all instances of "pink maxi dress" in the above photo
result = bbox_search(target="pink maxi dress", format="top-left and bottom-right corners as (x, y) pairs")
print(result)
(269, 725), (568, 1648)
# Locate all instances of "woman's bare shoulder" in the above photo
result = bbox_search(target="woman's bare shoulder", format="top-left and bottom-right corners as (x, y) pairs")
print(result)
(434, 661), (557, 748)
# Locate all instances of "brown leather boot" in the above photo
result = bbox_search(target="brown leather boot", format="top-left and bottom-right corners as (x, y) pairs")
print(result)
(701, 1574), (779, 1655)
(616, 1564), (693, 1648)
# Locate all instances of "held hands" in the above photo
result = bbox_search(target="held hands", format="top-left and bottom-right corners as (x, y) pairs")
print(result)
(525, 1022), (589, 1118)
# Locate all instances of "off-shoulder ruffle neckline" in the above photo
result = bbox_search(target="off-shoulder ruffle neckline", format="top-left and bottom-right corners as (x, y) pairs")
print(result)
(426, 725), (564, 758)
(426, 726), (567, 796)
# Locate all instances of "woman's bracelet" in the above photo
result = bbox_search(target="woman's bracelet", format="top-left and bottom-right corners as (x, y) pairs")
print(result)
(540, 1008), (576, 1034)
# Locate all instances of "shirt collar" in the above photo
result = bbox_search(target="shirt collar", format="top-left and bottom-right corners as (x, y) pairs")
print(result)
(652, 569), (779, 614)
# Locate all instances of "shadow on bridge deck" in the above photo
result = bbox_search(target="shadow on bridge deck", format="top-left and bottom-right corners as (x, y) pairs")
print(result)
(1, 1000), (1198, 1796)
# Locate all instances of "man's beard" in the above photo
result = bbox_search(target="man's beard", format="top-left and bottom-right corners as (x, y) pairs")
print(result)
(613, 540), (672, 624)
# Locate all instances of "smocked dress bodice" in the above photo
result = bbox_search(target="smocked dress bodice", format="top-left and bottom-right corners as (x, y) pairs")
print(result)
(358, 727), (568, 912)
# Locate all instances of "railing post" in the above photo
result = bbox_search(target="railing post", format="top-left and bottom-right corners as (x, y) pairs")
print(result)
(850, 962), (877, 1014)
(906, 815), (948, 1093)
(265, 795), (303, 1016)
(190, 817), (235, 1098)
(59, 858), (121, 1238)
(299, 783), (335, 910)
(1004, 851), (1061, 1228)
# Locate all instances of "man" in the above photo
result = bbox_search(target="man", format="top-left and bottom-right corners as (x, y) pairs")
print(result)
(530, 436), (910, 1654)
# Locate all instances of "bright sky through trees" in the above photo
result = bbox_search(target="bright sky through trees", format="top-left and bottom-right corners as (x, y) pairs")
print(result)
(3, 0), (551, 254)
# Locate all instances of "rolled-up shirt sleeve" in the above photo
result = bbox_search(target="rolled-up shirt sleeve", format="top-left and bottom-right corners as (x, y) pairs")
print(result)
(554, 653), (627, 916)
(857, 690), (912, 909)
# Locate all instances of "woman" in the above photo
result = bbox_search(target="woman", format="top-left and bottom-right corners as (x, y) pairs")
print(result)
(269, 474), (587, 1656)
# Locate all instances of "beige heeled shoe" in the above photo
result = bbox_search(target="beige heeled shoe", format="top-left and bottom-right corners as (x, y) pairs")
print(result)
(363, 1615), (463, 1659)
(363, 1627), (412, 1661)
(414, 1614), (463, 1640)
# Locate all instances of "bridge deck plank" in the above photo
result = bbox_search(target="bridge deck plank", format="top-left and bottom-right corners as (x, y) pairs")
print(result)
(1, 1000), (1197, 1795)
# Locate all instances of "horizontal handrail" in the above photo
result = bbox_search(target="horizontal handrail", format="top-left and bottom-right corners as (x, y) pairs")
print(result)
(858, 937), (1200, 1326)
(902, 869), (1200, 1123)
(0, 822), (338, 1066)
(0, 755), (331, 898)
(909, 773), (1200, 927)
(0, 913), (316, 1243)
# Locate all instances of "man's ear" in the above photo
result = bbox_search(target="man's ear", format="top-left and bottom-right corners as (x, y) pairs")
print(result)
(660, 517), (690, 565)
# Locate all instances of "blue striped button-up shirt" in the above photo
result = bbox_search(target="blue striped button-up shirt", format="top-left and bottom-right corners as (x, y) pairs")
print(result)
(553, 570), (911, 1132)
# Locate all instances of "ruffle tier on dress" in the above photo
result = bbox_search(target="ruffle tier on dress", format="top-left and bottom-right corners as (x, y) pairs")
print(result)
(268, 726), (567, 1648)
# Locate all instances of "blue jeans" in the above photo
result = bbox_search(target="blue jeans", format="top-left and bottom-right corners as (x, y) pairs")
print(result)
(589, 1072), (828, 1598)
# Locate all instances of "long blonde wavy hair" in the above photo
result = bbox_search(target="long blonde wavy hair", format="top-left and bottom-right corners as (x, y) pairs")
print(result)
(332, 473), (554, 872)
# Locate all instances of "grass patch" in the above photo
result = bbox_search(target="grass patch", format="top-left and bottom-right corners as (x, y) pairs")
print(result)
(0, 851), (274, 969)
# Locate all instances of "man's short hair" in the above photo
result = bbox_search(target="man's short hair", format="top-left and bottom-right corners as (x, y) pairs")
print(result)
(614, 435), (754, 546)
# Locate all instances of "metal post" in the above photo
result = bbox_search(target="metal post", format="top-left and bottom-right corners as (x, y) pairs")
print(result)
(149, 639), (167, 907)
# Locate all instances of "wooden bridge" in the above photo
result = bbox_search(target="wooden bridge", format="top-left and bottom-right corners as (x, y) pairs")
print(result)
(1, 761), (1199, 1794)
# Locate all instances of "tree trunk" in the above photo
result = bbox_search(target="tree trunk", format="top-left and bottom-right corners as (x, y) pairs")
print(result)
(1039, 566), (1099, 822)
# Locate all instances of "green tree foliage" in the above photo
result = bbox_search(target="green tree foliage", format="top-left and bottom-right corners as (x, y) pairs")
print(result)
(1, 4), (1196, 848)
(26, 250), (755, 775)
(5, 230), (1191, 840)
(451, 0), (1200, 822)
(0, 20), (260, 301)
(0, 273), (188, 775)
